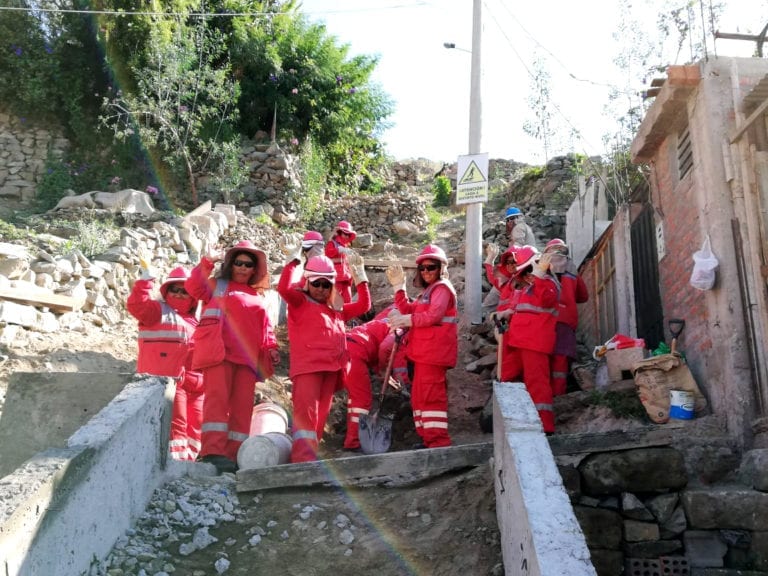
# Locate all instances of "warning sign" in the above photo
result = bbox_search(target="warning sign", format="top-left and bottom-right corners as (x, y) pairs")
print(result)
(456, 153), (488, 205)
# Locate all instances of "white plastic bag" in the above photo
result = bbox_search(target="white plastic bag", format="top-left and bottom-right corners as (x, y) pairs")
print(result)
(689, 235), (718, 291)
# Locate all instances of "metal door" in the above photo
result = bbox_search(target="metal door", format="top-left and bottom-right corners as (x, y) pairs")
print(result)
(631, 204), (665, 349)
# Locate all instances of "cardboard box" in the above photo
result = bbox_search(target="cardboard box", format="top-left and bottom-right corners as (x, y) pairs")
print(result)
(605, 347), (646, 382)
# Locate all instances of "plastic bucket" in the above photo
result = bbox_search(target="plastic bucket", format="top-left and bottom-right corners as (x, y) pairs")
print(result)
(669, 390), (694, 420)
(237, 432), (293, 470)
(249, 402), (289, 436)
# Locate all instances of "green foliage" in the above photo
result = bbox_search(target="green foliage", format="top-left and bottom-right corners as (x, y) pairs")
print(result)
(587, 390), (647, 420)
(432, 176), (452, 207)
(230, 11), (393, 191)
(100, 19), (241, 207)
(69, 219), (120, 259)
(294, 137), (329, 223)
(251, 212), (274, 227)
(0, 219), (27, 242)
(36, 152), (75, 211)
(209, 140), (248, 205)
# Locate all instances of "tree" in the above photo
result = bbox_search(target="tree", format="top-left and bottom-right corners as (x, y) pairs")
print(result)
(229, 11), (394, 192)
(523, 52), (555, 162)
(101, 19), (241, 206)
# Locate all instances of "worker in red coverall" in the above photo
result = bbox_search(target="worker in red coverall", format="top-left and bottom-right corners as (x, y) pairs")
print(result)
(342, 304), (409, 451)
(544, 239), (589, 396)
(386, 244), (458, 449)
(127, 261), (203, 461)
(494, 246), (559, 433)
(324, 220), (357, 303)
(278, 245), (371, 463)
(185, 240), (279, 474)
(484, 244), (522, 318)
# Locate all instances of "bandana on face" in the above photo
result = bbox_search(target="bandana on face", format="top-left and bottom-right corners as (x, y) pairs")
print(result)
(166, 295), (195, 314)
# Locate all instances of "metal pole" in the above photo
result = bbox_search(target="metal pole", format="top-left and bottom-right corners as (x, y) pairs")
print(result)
(465, 0), (483, 324)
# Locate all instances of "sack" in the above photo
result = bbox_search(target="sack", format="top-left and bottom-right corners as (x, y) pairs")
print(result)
(632, 353), (708, 423)
(689, 235), (718, 291)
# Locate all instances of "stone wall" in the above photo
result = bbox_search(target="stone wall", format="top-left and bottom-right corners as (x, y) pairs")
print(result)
(0, 111), (67, 204)
(556, 439), (768, 575)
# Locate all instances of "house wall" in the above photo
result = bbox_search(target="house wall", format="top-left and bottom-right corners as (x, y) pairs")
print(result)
(634, 57), (766, 447)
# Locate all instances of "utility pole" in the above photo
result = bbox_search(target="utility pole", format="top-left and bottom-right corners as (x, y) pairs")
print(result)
(465, 0), (483, 324)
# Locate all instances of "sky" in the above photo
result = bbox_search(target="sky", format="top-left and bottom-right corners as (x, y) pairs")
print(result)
(299, 0), (768, 165)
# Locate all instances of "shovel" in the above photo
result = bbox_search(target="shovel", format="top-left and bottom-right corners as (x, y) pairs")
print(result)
(669, 318), (685, 354)
(359, 329), (403, 455)
(479, 314), (508, 433)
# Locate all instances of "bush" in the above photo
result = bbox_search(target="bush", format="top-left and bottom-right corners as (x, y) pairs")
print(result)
(432, 176), (452, 207)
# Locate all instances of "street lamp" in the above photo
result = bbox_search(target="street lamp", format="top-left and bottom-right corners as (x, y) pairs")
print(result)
(445, 1), (483, 324)
(443, 42), (471, 53)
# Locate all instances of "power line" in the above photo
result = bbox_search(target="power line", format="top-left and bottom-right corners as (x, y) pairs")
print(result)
(0, 5), (273, 16)
(0, 1), (429, 17)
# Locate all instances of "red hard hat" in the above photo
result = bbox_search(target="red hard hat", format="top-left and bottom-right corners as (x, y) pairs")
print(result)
(302, 230), (323, 243)
(335, 220), (357, 240)
(500, 246), (520, 266)
(415, 244), (448, 265)
(512, 245), (540, 276)
(303, 255), (337, 281)
(544, 238), (568, 255)
(160, 266), (191, 298)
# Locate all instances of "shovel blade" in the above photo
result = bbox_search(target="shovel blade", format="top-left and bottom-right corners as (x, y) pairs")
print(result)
(358, 412), (393, 455)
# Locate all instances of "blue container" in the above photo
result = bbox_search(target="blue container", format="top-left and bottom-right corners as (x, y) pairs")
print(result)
(669, 390), (694, 420)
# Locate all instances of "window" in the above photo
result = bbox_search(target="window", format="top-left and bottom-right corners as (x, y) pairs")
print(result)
(677, 125), (693, 179)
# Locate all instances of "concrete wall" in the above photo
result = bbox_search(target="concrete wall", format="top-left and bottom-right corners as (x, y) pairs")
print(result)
(493, 383), (596, 576)
(0, 376), (177, 576)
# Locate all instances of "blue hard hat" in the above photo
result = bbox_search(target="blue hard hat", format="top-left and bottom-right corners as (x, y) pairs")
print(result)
(504, 206), (522, 220)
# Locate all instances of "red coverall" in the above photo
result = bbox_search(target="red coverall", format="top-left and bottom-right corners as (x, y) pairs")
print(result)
(395, 280), (458, 448)
(185, 258), (277, 462)
(501, 274), (559, 433)
(343, 318), (390, 449)
(550, 268), (589, 396)
(127, 279), (203, 461)
(325, 236), (353, 303)
(278, 260), (371, 462)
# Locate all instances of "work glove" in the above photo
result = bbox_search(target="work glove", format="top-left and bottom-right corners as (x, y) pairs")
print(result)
(386, 263), (406, 293)
(138, 252), (155, 281)
(388, 309), (413, 329)
(348, 252), (368, 284)
(304, 243), (324, 260)
(280, 236), (303, 263)
(549, 253), (568, 275)
(484, 243), (499, 265)
(532, 252), (552, 278)
(204, 244), (224, 263)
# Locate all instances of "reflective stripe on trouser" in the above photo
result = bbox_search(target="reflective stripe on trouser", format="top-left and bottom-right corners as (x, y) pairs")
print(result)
(291, 371), (341, 463)
(343, 350), (373, 449)
(411, 362), (451, 448)
(550, 354), (570, 397)
(170, 383), (204, 461)
(501, 347), (555, 433)
(200, 360), (257, 461)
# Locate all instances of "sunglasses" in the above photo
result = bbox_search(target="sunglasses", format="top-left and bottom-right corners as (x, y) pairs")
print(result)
(167, 285), (189, 296)
(338, 231), (352, 237)
(232, 260), (256, 268)
(418, 264), (440, 272)
(309, 279), (333, 289)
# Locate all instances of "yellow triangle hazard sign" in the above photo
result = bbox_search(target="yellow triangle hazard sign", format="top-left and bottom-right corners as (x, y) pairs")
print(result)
(458, 160), (486, 185)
